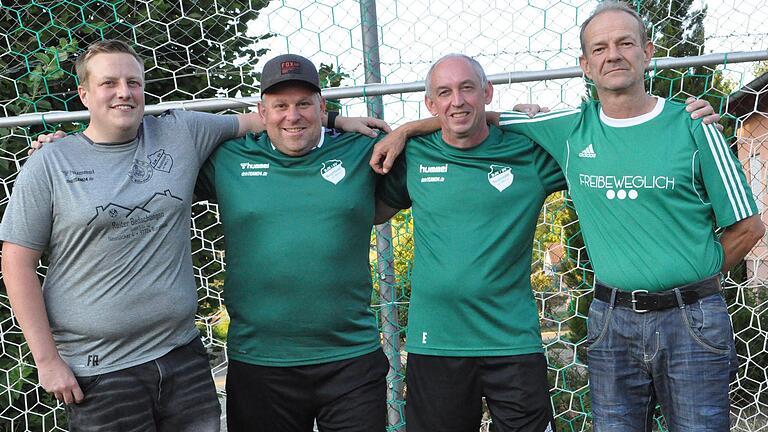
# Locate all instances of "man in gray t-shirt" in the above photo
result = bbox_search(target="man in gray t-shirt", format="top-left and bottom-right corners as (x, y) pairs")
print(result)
(0, 40), (246, 432)
(0, 40), (387, 431)
(3, 110), (238, 378)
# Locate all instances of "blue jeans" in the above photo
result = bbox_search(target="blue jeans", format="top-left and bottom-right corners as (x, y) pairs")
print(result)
(66, 337), (220, 432)
(586, 290), (736, 432)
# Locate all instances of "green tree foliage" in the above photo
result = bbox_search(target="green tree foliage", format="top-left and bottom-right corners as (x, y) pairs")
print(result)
(754, 61), (768, 77)
(0, 0), (273, 180)
(319, 63), (350, 112)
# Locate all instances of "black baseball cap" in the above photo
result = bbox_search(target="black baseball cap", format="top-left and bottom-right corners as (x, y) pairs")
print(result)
(260, 54), (321, 94)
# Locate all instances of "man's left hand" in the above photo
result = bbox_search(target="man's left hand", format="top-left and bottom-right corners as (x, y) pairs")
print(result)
(511, 104), (549, 118)
(685, 97), (723, 131)
(28, 130), (66, 156)
(335, 116), (392, 137)
(370, 128), (408, 175)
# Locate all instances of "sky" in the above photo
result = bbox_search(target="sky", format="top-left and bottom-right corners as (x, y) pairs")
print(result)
(245, 0), (767, 121)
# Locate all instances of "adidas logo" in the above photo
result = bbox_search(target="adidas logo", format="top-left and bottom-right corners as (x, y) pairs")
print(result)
(578, 144), (596, 159)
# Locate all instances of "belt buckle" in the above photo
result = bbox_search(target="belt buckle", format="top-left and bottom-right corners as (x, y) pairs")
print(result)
(631, 289), (650, 313)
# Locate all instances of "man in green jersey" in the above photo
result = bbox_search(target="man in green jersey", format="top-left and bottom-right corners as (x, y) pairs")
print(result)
(375, 53), (565, 432)
(496, 3), (764, 430)
(373, 2), (763, 430)
(195, 54), (392, 432)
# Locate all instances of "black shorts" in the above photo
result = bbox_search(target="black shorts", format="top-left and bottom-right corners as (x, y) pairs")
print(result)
(226, 348), (388, 432)
(405, 353), (555, 432)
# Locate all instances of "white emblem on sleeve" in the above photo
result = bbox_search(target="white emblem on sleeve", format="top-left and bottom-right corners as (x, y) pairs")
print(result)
(321, 159), (346, 184)
(488, 165), (514, 192)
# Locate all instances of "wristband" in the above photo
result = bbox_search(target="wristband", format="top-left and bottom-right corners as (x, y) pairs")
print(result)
(327, 111), (338, 130)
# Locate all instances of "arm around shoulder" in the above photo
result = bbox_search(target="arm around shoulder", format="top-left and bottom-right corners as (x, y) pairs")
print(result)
(236, 112), (265, 136)
(369, 117), (441, 174)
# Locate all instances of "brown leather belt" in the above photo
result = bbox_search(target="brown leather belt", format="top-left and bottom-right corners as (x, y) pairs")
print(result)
(593, 275), (721, 313)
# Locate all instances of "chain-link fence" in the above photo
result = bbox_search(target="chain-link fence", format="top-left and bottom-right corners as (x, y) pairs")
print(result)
(1, 0), (767, 431)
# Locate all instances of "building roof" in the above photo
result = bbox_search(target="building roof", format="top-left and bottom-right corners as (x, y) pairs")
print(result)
(727, 72), (768, 117)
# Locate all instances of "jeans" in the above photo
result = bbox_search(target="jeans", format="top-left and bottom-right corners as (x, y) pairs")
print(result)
(66, 337), (220, 432)
(586, 291), (735, 432)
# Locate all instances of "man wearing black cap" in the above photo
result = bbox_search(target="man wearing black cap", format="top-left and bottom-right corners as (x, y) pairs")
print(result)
(195, 54), (391, 432)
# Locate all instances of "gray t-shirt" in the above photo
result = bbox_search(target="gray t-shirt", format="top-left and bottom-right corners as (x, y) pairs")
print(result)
(0, 110), (238, 376)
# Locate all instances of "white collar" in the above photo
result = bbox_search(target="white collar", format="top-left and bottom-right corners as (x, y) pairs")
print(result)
(599, 97), (665, 128)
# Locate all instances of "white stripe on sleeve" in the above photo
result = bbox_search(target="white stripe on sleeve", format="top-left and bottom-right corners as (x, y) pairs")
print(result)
(701, 123), (748, 220)
(710, 124), (753, 217)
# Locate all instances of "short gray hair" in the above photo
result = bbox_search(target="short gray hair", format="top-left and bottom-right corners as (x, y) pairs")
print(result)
(579, 1), (648, 54)
(424, 54), (488, 99)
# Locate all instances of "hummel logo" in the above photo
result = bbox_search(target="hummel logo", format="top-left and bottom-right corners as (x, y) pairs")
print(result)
(578, 144), (596, 159)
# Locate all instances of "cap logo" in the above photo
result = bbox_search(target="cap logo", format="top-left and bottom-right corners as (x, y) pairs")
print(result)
(281, 61), (301, 75)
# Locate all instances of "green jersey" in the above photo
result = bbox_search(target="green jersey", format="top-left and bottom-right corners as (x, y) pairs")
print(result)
(197, 129), (381, 366)
(499, 98), (758, 292)
(380, 126), (566, 356)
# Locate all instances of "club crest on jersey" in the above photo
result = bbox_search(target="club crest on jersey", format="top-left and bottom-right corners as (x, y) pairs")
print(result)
(129, 160), (153, 183)
(321, 159), (345, 185)
(488, 165), (513, 192)
(148, 149), (173, 173)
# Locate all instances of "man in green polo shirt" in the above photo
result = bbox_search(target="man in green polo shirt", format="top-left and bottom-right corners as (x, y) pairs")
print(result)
(375, 53), (565, 432)
(195, 54), (391, 432)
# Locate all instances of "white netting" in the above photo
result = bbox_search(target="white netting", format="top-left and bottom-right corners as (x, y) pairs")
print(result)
(0, 1), (767, 430)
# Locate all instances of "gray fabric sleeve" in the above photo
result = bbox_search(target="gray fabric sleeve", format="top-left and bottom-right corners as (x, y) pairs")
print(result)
(170, 110), (240, 162)
(0, 152), (53, 251)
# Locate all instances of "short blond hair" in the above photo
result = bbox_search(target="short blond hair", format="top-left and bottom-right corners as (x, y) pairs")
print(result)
(75, 40), (144, 85)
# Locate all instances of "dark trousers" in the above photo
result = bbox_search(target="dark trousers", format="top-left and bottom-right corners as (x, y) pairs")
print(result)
(406, 353), (555, 432)
(226, 348), (388, 432)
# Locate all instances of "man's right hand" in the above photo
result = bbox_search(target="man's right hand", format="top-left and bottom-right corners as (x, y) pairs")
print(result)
(28, 130), (66, 156)
(370, 117), (442, 174)
(370, 128), (407, 175)
(37, 356), (84, 405)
